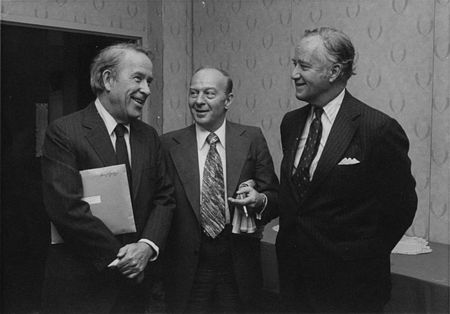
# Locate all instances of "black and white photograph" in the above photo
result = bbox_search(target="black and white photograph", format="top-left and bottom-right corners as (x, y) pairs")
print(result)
(1, 1), (449, 313)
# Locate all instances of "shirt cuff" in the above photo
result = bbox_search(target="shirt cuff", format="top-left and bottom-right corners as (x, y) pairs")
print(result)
(108, 259), (119, 268)
(256, 193), (268, 220)
(138, 239), (159, 261)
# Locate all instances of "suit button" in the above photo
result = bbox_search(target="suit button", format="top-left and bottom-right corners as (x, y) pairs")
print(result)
(194, 249), (199, 255)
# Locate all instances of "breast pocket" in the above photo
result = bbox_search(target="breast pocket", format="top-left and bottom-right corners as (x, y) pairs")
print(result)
(335, 163), (362, 178)
(326, 162), (367, 196)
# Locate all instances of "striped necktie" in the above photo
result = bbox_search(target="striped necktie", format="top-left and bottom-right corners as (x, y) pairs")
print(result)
(200, 132), (226, 238)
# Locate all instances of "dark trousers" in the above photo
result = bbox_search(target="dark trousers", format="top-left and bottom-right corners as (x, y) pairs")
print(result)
(278, 244), (390, 313)
(185, 226), (241, 314)
(41, 245), (147, 314)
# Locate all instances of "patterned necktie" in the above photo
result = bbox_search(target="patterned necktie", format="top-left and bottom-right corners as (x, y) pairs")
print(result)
(200, 133), (226, 238)
(292, 106), (324, 201)
(114, 124), (132, 190)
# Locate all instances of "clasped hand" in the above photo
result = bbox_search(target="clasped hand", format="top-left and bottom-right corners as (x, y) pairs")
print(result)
(228, 185), (264, 217)
(109, 242), (153, 282)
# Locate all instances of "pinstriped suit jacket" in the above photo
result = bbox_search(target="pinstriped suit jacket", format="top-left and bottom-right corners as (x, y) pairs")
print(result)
(276, 90), (417, 300)
(41, 102), (175, 312)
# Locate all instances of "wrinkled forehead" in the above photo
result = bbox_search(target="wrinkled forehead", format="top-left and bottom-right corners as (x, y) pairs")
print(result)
(293, 36), (324, 61)
(118, 50), (153, 75)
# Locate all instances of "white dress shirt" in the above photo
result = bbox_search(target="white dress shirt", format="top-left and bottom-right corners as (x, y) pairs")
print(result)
(293, 88), (345, 179)
(195, 120), (231, 224)
(95, 99), (159, 261)
(95, 99), (131, 163)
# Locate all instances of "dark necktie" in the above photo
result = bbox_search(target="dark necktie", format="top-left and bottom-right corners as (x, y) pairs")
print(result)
(114, 124), (132, 190)
(292, 106), (324, 201)
(200, 133), (226, 238)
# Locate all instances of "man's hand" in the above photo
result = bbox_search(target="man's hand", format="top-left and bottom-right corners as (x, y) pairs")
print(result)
(228, 185), (265, 216)
(110, 242), (154, 279)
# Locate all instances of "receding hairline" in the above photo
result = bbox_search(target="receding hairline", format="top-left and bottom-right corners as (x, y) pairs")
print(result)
(298, 27), (356, 80)
(89, 42), (153, 95)
(295, 35), (332, 64)
(191, 66), (233, 94)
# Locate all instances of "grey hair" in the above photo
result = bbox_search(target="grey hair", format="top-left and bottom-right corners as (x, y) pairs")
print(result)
(89, 42), (150, 95)
(304, 27), (356, 80)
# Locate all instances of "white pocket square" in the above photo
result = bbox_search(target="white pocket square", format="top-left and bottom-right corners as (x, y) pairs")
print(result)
(338, 157), (360, 165)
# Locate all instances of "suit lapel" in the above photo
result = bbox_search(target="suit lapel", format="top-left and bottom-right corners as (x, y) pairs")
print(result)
(129, 121), (145, 202)
(82, 103), (117, 167)
(225, 122), (250, 199)
(306, 92), (361, 202)
(169, 125), (201, 222)
(287, 106), (310, 205)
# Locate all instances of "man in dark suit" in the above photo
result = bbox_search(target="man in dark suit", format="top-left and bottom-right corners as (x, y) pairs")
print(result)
(161, 67), (278, 313)
(41, 43), (175, 313)
(276, 27), (418, 313)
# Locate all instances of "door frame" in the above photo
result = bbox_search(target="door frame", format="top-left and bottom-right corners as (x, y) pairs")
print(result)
(1, 12), (145, 46)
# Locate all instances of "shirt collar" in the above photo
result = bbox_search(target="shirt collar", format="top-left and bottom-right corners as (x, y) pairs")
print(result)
(314, 88), (345, 124)
(196, 119), (226, 150)
(95, 98), (130, 135)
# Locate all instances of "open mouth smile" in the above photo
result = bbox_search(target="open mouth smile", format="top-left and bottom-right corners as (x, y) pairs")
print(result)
(132, 96), (145, 105)
(193, 108), (209, 113)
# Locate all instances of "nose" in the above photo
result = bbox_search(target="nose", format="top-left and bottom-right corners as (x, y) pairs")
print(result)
(140, 80), (151, 96)
(194, 92), (206, 105)
(291, 65), (301, 80)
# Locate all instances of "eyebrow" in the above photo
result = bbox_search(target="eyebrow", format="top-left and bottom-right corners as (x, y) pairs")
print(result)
(133, 71), (153, 79)
(292, 58), (310, 65)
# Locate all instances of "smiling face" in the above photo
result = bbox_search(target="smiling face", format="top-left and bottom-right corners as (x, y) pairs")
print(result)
(103, 50), (153, 123)
(291, 36), (334, 106)
(188, 68), (233, 132)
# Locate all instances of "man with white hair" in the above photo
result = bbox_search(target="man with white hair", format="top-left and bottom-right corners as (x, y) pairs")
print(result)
(276, 27), (417, 313)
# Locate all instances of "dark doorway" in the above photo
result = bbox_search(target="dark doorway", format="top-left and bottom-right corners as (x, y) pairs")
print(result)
(1, 23), (133, 313)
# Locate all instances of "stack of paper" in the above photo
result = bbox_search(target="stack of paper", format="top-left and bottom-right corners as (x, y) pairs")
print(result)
(391, 236), (432, 255)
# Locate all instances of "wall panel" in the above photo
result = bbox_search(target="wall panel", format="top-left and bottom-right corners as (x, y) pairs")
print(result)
(162, 0), (449, 244)
(162, 0), (193, 132)
(429, 0), (449, 244)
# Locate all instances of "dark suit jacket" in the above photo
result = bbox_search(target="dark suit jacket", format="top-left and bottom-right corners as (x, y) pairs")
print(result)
(276, 91), (417, 302)
(41, 103), (175, 313)
(160, 121), (278, 313)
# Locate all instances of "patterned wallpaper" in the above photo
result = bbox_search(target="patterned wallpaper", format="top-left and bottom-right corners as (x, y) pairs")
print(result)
(162, 0), (449, 245)
(162, 0), (193, 131)
(2, 0), (448, 244)
(429, 0), (449, 244)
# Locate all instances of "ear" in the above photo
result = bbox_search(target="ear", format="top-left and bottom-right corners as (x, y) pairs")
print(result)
(328, 63), (343, 83)
(102, 69), (114, 92)
(224, 93), (234, 110)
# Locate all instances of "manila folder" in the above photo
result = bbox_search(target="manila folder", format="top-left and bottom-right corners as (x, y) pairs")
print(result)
(51, 164), (136, 244)
(80, 164), (136, 234)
